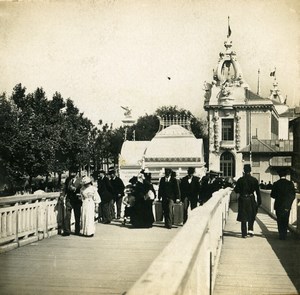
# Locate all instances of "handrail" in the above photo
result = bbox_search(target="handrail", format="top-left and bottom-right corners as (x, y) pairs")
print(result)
(126, 187), (232, 295)
(0, 192), (61, 206)
(0, 192), (63, 253)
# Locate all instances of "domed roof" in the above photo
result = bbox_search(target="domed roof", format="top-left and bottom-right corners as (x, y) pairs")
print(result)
(144, 125), (204, 161)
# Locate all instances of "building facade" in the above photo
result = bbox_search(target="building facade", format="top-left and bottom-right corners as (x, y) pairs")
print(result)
(203, 37), (293, 182)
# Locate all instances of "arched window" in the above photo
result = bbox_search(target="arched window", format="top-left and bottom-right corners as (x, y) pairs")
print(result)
(220, 152), (235, 178)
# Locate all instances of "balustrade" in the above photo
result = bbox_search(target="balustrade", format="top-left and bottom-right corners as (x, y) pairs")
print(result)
(0, 193), (62, 253)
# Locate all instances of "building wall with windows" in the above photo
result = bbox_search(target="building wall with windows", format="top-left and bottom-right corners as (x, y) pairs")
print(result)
(203, 35), (292, 181)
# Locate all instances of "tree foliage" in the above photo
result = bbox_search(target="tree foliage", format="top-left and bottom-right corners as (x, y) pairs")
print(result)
(0, 84), (207, 194)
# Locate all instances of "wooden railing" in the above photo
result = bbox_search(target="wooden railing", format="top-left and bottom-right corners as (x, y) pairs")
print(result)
(126, 187), (232, 295)
(0, 192), (63, 253)
(260, 189), (300, 234)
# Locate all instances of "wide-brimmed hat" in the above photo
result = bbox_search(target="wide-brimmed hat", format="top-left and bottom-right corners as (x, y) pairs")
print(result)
(82, 176), (92, 185)
(108, 170), (116, 175)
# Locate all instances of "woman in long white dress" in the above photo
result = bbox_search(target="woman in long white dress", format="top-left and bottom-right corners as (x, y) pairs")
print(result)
(80, 176), (100, 237)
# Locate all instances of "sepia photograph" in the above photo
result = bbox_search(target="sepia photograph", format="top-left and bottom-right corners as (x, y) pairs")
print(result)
(0, 0), (300, 294)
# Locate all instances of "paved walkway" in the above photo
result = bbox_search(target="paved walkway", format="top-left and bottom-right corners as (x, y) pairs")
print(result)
(214, 202), (300, 295)
(0, 220), (180, 295)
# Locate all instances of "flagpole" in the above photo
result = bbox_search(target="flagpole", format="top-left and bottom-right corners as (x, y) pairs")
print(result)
(257, 68), (260, 95)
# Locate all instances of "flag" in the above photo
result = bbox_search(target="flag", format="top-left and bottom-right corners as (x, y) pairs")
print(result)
(270, 70), (276, 77)
(227, 24), (231, 38)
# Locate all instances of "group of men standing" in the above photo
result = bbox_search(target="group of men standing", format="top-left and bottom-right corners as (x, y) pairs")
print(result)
(63, 168), (125, 236)
(158, 167), (221, 229)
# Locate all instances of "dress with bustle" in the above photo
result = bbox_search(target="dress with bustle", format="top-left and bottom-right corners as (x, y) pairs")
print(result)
(81, 185), (100, 236)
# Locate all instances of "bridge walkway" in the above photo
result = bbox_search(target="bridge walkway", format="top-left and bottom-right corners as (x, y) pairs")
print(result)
(214, 202), (300, 295)
(0, 220), (180, 295)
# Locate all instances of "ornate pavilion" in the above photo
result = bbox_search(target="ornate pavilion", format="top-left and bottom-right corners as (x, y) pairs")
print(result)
(203, 34), (296, 182)
(119, 116), (206, 185)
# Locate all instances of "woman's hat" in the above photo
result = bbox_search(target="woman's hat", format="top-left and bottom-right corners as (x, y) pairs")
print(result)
(82, 176), (92, 185)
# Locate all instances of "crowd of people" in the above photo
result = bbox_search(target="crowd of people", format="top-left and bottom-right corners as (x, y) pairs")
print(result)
(61, 164), (296, 241)
(61, 166), (229, 237)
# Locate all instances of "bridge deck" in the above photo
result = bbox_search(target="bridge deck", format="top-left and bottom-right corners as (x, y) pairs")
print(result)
(0, 220), (180, 295)
(214, 202), (300, 295)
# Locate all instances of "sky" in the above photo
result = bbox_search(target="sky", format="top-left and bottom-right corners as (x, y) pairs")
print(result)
(1, 0), (300, 127)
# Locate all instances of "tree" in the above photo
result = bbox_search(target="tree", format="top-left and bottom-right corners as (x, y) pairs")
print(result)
(0, 92), (19, 194)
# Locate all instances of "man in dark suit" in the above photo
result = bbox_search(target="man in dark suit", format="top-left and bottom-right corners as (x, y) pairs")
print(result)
(158, 168), (180, 229)
(63, 169), (82, 236)
(109, 169), (125, 219)
(271, 169), (296, 240)
(97, 170), (114, 224)
(234, 164), (261, 238)
(180, 167), (201, 223)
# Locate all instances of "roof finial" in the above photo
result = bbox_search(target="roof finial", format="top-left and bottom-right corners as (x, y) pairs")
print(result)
(270, 67), (276, 81)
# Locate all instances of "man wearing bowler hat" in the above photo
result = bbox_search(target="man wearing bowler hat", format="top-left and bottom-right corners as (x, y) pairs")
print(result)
(234, 164), (261, 238)
(158, 168), (180, 229)
(180, 167), (201, 223)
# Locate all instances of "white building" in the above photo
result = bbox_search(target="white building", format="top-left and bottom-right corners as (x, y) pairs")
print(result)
(203, 37), (293, 182)
(119, 117), (206, 185)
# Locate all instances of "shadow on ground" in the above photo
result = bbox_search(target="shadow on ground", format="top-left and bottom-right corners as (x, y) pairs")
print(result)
(226, 199), (300, 293)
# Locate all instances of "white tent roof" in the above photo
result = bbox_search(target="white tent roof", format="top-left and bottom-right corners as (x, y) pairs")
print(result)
(119, 140), (148, 167)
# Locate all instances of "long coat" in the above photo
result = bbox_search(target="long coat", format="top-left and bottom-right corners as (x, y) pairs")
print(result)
(97, 176), (114, 203)
(110, 176), (125, 200)
(234, 174), (261, 222)
(271, 178), (295, 211)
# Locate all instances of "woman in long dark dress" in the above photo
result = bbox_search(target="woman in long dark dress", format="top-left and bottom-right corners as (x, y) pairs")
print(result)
(130, 171), (154, 228)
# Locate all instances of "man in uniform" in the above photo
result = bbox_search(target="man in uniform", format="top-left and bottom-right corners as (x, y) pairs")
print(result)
(234, 164), (261, 238)
(271, 169), (295, 240)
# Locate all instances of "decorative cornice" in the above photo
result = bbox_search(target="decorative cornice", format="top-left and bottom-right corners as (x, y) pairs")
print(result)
(144, 157), (202, 162)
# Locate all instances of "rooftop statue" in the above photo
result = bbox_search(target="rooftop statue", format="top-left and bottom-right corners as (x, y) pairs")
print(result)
(121, 106), (132, 117)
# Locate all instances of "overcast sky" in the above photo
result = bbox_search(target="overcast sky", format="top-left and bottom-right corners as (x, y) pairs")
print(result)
(1, 0), (299, 127)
